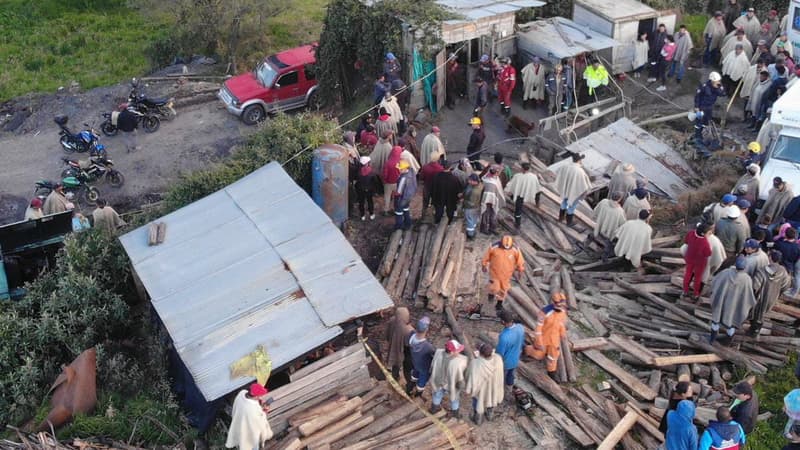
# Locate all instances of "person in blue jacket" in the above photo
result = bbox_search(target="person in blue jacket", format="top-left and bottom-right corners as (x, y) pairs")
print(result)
(666, 399), (698, 450)
(699, 406), (746, 450)
(693, 71), (725, 151)
(495, 310), (525, 387)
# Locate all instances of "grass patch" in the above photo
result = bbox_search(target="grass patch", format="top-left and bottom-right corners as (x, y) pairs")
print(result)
(0, 0), (168, 101)
(683, 14), (708, 49)
(741, 352), (798, 449)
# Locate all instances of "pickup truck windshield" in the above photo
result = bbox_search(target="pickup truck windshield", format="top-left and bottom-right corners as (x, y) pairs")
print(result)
(772, 135), (800, 162)
(256, 62), (278, 87)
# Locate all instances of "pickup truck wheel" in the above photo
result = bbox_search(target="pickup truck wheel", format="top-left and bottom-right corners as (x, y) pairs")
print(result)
(242, 105), (266, 125)
(306, 91), (322, 112)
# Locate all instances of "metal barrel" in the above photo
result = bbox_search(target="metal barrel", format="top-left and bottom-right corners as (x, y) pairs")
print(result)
(312, 144), (349, 228)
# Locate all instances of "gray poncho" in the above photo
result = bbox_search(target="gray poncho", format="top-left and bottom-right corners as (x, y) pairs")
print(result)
(710, 267), (756, 328)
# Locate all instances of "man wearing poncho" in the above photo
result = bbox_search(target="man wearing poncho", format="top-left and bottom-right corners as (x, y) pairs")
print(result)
(709, 256), (756, 344)
(225, 383), (273, 449)
(733, 164), (761, 206)
(521, 57), (546, 108)
(614, 209), (653, 271)
(429, 339), (468, 418)
(750, 250), (792, 335)
(465, 343), (505, 425)
(480, 166), (505, 234)
(733, 8), (762, 47)
(420, 127), (446, 166)
(721, 30), (753, 60)
(608, 163), (636, 202)
(385, 307), (413, 382)
(703, 12), (728, 65)
(623, 182), (651, 220)
(742, 238), (769, 276)
(593, 192), (627, 260)
(721, 44), (751, 95)
(504, 162), (541, 229)
(758, 177), (794, 226)
(555, 153), (591, 226)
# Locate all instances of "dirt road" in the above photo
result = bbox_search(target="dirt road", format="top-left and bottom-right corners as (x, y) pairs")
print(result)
(0, 81), (253, 225)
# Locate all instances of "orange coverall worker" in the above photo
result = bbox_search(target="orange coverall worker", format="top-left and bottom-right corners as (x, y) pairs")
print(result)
(526, 294), (567, 373)
(481, 238), (525, 303)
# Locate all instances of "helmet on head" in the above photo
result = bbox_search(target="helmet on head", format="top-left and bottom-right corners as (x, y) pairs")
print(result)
(469, 117), (482, 126)
(501, 235), (513, 248)
(747, 141), (761, 153)
(709, 72), (722, 82)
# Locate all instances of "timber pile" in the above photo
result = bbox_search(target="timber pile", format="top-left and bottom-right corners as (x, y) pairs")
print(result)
(265, 381), (472, 450)
(377, 220), (468, 313)
(268, 344), (375, 435)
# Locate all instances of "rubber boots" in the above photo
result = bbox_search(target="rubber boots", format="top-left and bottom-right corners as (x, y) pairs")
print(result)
(430, 404), (442, 414)
(708, 330), (718, 344)
(472, 411), (484, 425)
(558, 209), (566, 222)
(485, 408), (494, 421)
(566, 214), (574, 226)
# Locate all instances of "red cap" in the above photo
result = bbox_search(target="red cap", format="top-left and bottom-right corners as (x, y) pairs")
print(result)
(31, 198), (42, 208)
(432, 126), (441, 133)
(445, 339), (465, 353)
(249, 383), (268, 397)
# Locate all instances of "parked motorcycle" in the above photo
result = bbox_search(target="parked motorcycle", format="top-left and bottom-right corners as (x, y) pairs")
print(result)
(100, 110), (159, 136)
(55, 115), (107, 156)
(61, 156), (124, 187)
(34, 177), (100, 204)
(128, 78), (176, 119)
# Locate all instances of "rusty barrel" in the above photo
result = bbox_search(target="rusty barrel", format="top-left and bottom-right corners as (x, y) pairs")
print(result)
(312, 144), (349, 228)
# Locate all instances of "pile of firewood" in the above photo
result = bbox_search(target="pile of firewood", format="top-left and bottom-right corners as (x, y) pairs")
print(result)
(266, 382), (472, 450)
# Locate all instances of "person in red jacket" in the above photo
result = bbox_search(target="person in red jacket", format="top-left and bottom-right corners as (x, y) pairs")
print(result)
(683, 222), (713, 300)
(497, 58), (517, 115)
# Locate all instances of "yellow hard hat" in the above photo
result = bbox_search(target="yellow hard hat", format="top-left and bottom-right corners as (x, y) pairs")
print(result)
(396, 160), (410, 170)
(469, 117), (482, 126)
(747, 141), (761, 153)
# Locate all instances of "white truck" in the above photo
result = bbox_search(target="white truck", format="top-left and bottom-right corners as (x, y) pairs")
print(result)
(758, 80), (800, 206)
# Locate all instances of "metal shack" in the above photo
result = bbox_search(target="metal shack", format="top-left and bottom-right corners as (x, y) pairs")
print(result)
(572, 0), (676, 74)
(517, 17), (622, 66)
(119, 162), (393, 429)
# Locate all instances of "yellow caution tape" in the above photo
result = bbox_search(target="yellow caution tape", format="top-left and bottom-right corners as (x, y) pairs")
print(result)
(360, 338), (461, 449)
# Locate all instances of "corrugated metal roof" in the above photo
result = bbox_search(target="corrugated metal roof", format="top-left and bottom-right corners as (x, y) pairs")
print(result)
(119, 162), (393, 401)
(518, 17), (621, 63)
(556, 118), (694, 199)
(574, 0), (656, 21)
(435, 0), (544, 23)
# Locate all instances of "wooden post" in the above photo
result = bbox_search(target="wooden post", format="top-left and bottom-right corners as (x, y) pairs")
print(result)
(597, 410), (639, 450)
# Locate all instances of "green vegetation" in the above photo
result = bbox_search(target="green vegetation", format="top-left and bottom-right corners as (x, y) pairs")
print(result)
(0, 0), (167, 101)
(743, 353), (798, 449)
(683, 14), (710, 49)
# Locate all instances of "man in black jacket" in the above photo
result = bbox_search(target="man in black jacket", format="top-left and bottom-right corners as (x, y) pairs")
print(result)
(658, 381), (693, 433)
(466, 117), (486, 163)
(730, 381), (759, 435)
(431, 162), (463, 224)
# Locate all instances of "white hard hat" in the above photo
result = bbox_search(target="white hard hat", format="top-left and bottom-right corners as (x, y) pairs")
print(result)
(709, 71), (722, 82)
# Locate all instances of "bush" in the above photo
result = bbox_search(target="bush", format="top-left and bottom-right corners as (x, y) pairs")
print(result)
(164, 112), (340, 211)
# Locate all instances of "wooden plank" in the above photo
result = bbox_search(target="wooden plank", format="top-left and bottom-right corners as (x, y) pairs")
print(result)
(652, 354), (724, 366)
(597, 410), (638, 450)
(626, 403), (665, 442)
(379, 230), (404, 277)
(583, 350), (658, 400)
(608, 334), (657, 364)
(570, 337), (608, 352)
(614, 278), (708, 330)
(687, 334), (768, 374)
(515, 378), (596, 447)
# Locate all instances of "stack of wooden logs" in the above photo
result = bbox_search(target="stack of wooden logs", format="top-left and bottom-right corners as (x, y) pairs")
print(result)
(266, 381), (472, 450)
(378, 219), (467, 313)
(267, 344), (375, 435)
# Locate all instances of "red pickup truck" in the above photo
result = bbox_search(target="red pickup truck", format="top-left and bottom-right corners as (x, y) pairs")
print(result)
(218, 44), (319, 125)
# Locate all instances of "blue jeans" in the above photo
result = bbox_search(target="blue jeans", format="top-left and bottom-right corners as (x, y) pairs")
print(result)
(560, 198), (579, 214)
(564, 88), (574, 109)
(668, 61), (685, 80)
(411, 368), (430, 389)
(505, 368), (516, 386)
(394, 199), (411, 230)
(464, 208), (479, 237)
(432, 387), (460, 410)
(703, 47), (719, 66)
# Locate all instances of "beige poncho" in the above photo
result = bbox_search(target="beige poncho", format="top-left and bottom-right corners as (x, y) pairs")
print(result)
(521, 63), (546, 101)
(704, 18), (727, 51)
(772, 37), (794, 58)
(555, 162), (591, 204)
(465, 353), (505, 414)
(92, 206), (126, 234)
(402, 150), (421, 173)
(733, 15), (762, 46)
(43, 190), (69, 216)
(623, 194), (651, 220)
(682, 234), (726, 282)
(226, 390), (273, 449)
(632, 40), (649, 70)
(370, 138), (393, 176)
(721, 37), (753, 61)
(481, 176), (506, 214)
(607, 169), (636, 201)
(747, 77), (771, 117)
(505, 172), (541, 202)
(420, 132), (445, 166)
(758, 185), (794, 224)
(593, 198), (626, 240)
(380, 96), (404, 123)
(429, 349), (468, 399)
(722, 51), (751, 82)
(614, 218), (653, 268)
(740, 64), (758, 100)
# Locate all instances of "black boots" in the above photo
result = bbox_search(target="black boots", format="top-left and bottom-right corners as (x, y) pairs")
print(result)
(558, 209), (566, 222)
(430, 404), (442, 414)
(566, 214), (574, 226)
(449, 408), (461, 419)
(485, 408), (494, 421)
(472, 411), (484, 425)
(708, 330), (718, 344)
(534, 193), (541, 207)
(495, 300), (504, 312)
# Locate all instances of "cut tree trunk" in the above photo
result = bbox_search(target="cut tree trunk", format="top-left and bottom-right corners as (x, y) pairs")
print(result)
(597, 410), (638, 450)
(582, 350), (658, 400)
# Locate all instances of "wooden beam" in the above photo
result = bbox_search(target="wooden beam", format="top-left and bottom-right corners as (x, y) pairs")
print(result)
(559, 102), (627, 136)
(614, 278), (708, 330)
(570, 337), (608, 352)
(597, 410), (638, 450)
(652, 354), (723, 366)
(583, 350), (658, 400)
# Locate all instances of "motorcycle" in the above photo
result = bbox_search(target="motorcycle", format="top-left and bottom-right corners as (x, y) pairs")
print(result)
(128, 78), (176, 119)
(34, 176), (100, 204)
(61, 156), (125, 187)
(100, 109), (160, 136)
(55, 115), (107, 156)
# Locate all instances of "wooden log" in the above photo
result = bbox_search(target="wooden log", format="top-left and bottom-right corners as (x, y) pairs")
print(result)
(582, 350), (658, 400)
(419, 219), (448, 290)
(608, 334), (657, 364)
(560, 266), (577, 310)
(402, 226), (430, 300)
(440, 230), (465, 298)
(426, 225), (458, 296)
(517, 414), (561, 448)
(337, 402), (418, 446)
(379, 230), (404, 277)
(677, 364), (691, 382)
(560, 335), (577, 383)
(614, 278), (708, 330)
(505, 296), (538, 331)
(148, 223), (159, 246)
(653, 354), (724, 366)
(577, 302), (608, 336)
(515, 378), (596, 447)
(288, 394), (347, 426)
(597, 410), (639, 450)
(570, 337), (608, 352)
(338, 410), (446, 450)
(687, 334), (768, 374)
(444, 305), (474, 357)
(302, 414), (374, 449)
(556, 347), (568, 383)
(156, 222), (167, 244)
(298, 397), (363, 437)
(605, 399), (646, 450)
(647, 370), (662, 391)
(385, 230), (415, 300)
(275, 437), (303, 450)
(626, 403), (665, 442)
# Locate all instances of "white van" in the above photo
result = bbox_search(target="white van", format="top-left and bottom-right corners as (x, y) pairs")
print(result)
(758, 81), (800, 206)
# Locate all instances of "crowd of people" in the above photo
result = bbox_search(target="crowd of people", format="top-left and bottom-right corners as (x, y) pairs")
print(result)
(22, 185), (125, 234)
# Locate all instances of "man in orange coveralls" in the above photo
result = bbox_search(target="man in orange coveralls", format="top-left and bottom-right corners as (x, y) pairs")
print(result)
(526, 291), (568, 380)
(481, 235), (525, 313)
(497, 58), (517, 115)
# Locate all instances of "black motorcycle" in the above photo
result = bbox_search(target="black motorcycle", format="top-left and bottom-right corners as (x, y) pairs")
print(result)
(55, 115), (106, 156)
(128, 78), (176, 119)
(61, 156), (125, 187)
(100, 110), (160, 136)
